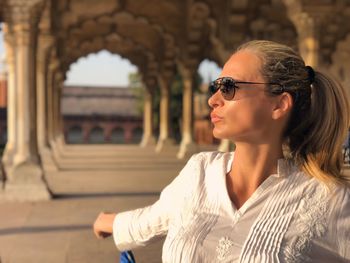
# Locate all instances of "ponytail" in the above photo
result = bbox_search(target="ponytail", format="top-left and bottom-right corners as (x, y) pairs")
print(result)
(292, 71), (350, 186)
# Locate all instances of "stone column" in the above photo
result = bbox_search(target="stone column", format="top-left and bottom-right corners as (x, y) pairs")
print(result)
(156, 75), (175, 152)
(46, 60), (58, 145)
(177, 68), (197, 159)
(1, 22), (51, 200)
(294, 14), (320, 67)
(140, 86), (156, 147)
(51, 72), (66, 153)
(57, 83), (65, 143)
(36, 33), (58, 172)
(36, 34), (53, 149)
(53, 74), (64, 140)
(283, 0), (321, 67)
(1, 25), (17, 173)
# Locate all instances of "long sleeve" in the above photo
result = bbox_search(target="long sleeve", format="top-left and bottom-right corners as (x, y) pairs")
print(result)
(112, 153), (204, 251)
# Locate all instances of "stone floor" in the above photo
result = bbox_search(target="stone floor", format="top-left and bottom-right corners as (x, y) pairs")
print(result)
(0, 193), (165, 263)
(0, 145), (219, 263)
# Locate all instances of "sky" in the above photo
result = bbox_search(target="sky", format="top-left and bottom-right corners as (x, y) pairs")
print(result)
(0, 29), (222, 86)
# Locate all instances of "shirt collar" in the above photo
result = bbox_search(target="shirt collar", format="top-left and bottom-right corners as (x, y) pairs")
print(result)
(227, 152), (298, 178)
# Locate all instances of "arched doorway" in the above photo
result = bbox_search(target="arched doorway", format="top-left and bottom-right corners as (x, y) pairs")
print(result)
(110, 127), (125, 144)
(62, 50), (142, 145)
(89, 126), (105, 144)
(67, 126), (83, 144)
(130, 127), (143, 144)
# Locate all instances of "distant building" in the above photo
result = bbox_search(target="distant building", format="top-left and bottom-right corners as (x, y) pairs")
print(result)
(62, 85), (143, 144)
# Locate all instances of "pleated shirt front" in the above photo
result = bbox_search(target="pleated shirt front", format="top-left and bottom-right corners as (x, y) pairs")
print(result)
(113, 151), (350, 263)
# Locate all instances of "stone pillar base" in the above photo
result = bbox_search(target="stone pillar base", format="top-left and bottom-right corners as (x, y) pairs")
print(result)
(177, 141), (198, 159)
(40, 147), (59, 172)
(140, 135), (156, 147)
(1, 162), (51, 201)
(155, 138), (176, 153)
(50, 139), (63, 162)
(1, 182), (51, 201)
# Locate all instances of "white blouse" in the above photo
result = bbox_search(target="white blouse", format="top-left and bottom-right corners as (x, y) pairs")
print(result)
(113, 151), (350, 262)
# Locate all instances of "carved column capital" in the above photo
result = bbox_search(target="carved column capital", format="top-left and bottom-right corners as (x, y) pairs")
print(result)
(177, 62), (194, 81)
(37, 35), (54, 66)
(144, 77), (157, 93)
(2, 24), (16, 64)
(6, 0), (43, 23)
(291, 12), (322, 40)
(49, 59), (60, 72)
(13, 23), (32, 46)
(157, 72), (173, 91)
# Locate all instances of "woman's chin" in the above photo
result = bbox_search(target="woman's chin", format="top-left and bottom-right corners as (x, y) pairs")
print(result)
(212, 130), (230, 140)
(213, 129), (241, 141)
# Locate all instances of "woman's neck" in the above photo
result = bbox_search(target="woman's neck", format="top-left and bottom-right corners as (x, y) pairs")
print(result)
(227, 142), (284, 209)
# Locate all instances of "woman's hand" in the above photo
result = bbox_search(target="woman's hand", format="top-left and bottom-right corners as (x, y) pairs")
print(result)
(93, 212), (117, 239)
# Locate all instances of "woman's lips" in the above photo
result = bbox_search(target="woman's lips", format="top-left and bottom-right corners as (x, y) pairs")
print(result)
(210, 113), (223, 123)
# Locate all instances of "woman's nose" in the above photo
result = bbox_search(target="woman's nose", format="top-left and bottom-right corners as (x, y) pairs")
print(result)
(208, 90), (223, 109)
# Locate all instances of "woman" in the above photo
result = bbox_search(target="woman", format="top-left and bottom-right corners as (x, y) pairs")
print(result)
(93, 40), (350, 262)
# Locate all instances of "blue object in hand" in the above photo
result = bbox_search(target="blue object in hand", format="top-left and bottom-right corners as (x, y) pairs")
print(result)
(120, 251), (136, 263)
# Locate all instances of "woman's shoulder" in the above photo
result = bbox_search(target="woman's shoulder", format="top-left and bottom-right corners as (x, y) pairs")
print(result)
(333, 183), (350, 210)
(297, 171), (350, 204)
(183, 151), (232, 179)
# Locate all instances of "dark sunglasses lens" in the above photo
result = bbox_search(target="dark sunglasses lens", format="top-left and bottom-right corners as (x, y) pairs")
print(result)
(221, 78), (235, 100)
(209, 78), (236, 100)
(209, 82), (219, 95)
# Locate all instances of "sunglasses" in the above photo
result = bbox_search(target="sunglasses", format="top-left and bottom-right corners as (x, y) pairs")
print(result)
(209, 77), (283, 100)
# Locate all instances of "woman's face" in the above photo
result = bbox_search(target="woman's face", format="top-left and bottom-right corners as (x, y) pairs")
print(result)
(208, 50), (280, 143)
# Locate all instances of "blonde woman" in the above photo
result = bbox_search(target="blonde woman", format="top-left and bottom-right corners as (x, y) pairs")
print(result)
(94, 40), (350, 262)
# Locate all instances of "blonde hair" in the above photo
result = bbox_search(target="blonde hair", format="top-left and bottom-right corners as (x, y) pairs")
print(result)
(237, 40), (350, 186)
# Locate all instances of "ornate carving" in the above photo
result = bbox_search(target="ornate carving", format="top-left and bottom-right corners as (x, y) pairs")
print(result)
(282, 0), (350, 65)
(60, 10), (176, 67)
(5, 0), (44, 25)
(330, 34), (350, 90)
(62, 33), (153, 78)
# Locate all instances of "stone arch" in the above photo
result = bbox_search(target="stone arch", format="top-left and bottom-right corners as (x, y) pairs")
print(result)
(64, 34), (153, 78)
(206, 18), (230, 66)
(178, 2), (212, 70)
(248, 17), (297, 47)
(320, 12), (350, 65)
(58, 10), (178, 75)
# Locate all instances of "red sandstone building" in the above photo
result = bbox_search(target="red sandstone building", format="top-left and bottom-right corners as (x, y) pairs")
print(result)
(62, 86), (143, 144)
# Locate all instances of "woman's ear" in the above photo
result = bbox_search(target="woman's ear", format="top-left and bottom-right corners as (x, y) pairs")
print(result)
(271, 92), (293, 120)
